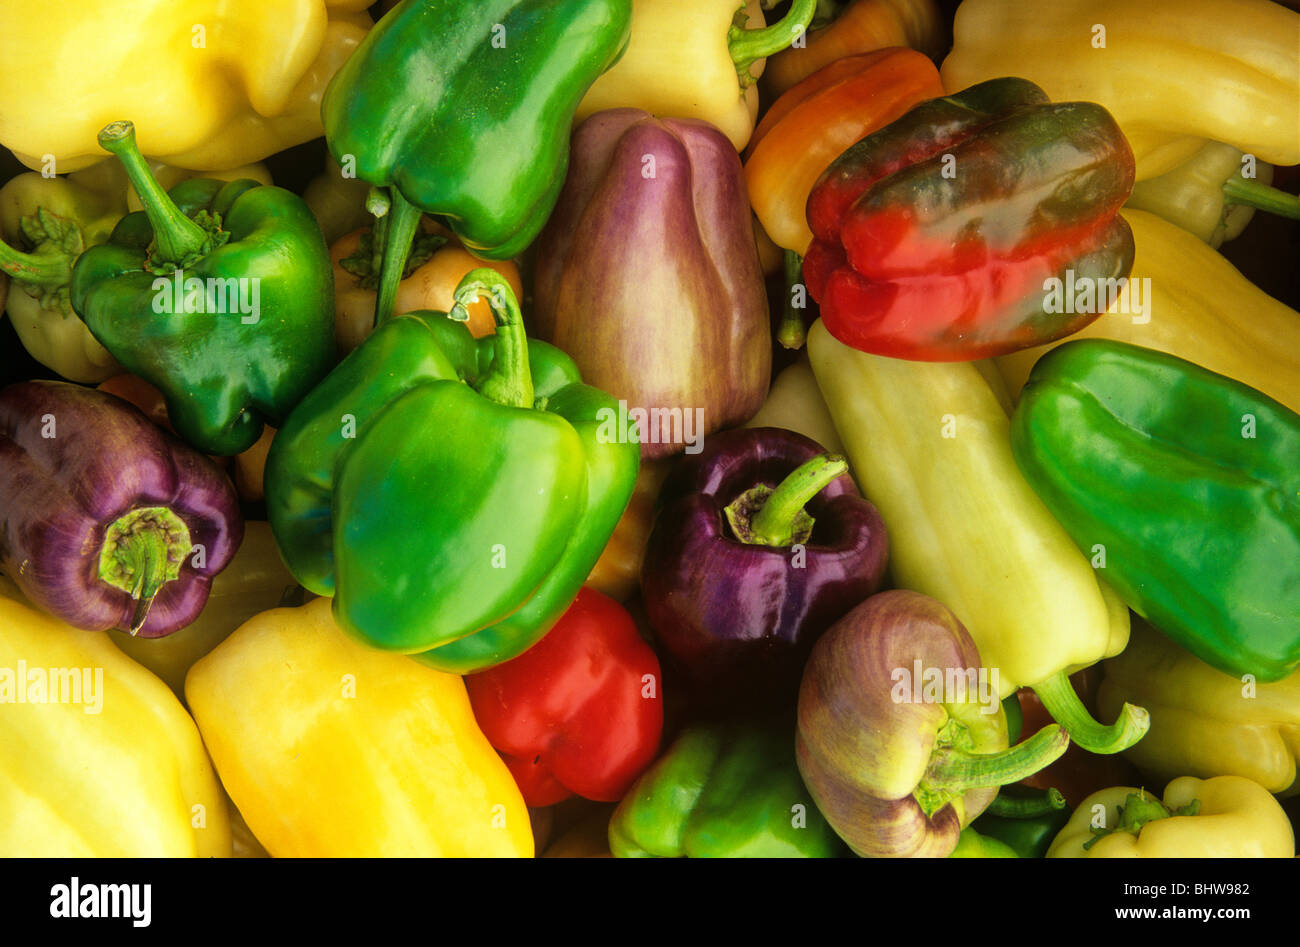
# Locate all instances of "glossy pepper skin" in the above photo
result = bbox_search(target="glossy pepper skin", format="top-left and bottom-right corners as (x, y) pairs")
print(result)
(466, 588), (663, 806)
(186, 596), (533, 857)
(973, 808), (1071, 859)
(1047, 777), (1294, 858)
(1011, 339), (1300, 682)
(265, 270), (639, 672)
(0, 576), (231, 857)
(1099, 617), (1300, 796)
(641, 427), (888, 702)
(0, 381), (242, 637)
(609, 716), (847, 858)
(803, 77), (1136, 361)
(70, 123), (335, 456)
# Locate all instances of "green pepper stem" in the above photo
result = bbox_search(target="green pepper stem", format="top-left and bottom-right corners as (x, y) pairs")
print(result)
(0, 236), (70, 287)
(372, 186), (423, 328)
(985, 787), (1067, 819)
(1223, 176), (1300, 220)
(744, 454), (847, 546)
(778, 250), (807, 350)
(729, 0), (817, 85)
(922, 724), (1069, 798)
(1031, 670), (1149, 755)
(96, 122), (209, 267)
(96, 506), (192, 635)
(451, 268), (534, 410)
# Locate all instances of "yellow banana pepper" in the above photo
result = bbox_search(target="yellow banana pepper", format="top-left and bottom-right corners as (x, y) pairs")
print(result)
(0, 0), (372, 172)
(808, 319), (1145, 754)
(0, 577), (230, 857)
(186, 596), (533, 857)
(1099, 617), (1300, 797)
(940, 0), (1300, 180)
(996, 210), (1300, 416)
(1047, 776), (1295, 858)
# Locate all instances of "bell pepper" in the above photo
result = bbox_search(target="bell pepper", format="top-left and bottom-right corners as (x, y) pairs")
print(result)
(797, 589), (1070, 858)
(609, 715), (847, 858)
(533, 109), (771, 458)
(0, 0), (372, 173)
(466, 588), (663, 807)
(948, 828), (1018, 858)
(1047, 776), (1295, 858)
(1098, 617), (1300, 797)
(108, 522), (298, 699)
(0, 576), (230, 857)
(743, 48), (945, 255)
(575, 0), (816, 152)
(185, 595), (532, 857)
(997, 210), (1300, 416)
(70, 122), (336, 456)
(1126, 141), (1299, 248)
(302, 154), (375, 246)
(265, 270), (639, 671)
(584, 459), (671, 602)
(641, 427), (888, 703)
(940, 0), (1300, 181)
(807, 319), (1146, 754)
(0, 380), (242, 636)
(803, 77), (1136, 361)
(742, 355), (843, 454)
(972, 790), (1072, 859)
(321, 0), (631, 326)
(1011, 339), (1300, 682)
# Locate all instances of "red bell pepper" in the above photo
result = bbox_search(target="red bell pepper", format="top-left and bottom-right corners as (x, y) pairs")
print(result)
(466, 588), (664, 807)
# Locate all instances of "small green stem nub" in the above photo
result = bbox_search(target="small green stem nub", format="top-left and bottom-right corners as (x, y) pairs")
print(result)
(778, 250), (807, 350)
(451, 269), (533, 410)
(729, 0), (817, 87)
(97, 506), (192, 635)
(1031, 670), (1149, 755)
(372, 186), (423, 328)
(0, 237), (70, 287)
(1083, 791), (1200, 851)
(985, 787), (1067, 819)
(97, 122), (209, 267)
(1223, 176), (1300, 220)
(922, 724), (1070, 800)
(727, 454), (847, 547)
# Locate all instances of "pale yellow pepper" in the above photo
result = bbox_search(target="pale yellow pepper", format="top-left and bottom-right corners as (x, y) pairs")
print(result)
(0, 0), (372, 172)
(0, 577), (230, 857)
(186, 596), (533, 857)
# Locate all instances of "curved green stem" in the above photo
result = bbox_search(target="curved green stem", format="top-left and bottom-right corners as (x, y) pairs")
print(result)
(1031, 670), (1149, 755)
(728, 453), (847, 546)
(985, 787), (1067, 819)
(728, 0), (817, 86)
(1223, 176), (1300, 219)
(922, 724), (1069, 802)
(778, 250), (807, 350)
(372, 186), (423, 328)
(0, 236), (70, 287)
(451, 268), (533, 410)
(97, 122), (209, 267)
(97, 506), (192, 635)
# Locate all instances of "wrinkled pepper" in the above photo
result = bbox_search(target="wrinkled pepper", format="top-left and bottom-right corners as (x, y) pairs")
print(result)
(186, 596), (532, 856)
(0, 576), (230, 857)
(0, 0), (372, 172)
(1011, 339), (1300, 682)
(322, 0), (631, 324)
(744, 47), (944, 254)
(996, 210), (1300, 416)
(609, 715), (846, 858)
(1047, 776), (1294, 858)
(70, 122), (335, 456)
(808, 320), (1145, 754)
(466, 588), (663, 807)
(941, 0), (1300, 181)
(803, 77), (1136, 361)
(265, 271), (639, 672)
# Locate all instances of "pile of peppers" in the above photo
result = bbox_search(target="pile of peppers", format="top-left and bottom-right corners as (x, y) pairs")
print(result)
(0, 0), (1298, 866)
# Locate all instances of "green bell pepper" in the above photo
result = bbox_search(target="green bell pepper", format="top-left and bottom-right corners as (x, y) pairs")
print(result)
(1011, 339), (1300, 682)
(69, 122), (334, 456)
(972, 788), (1072, 858)
(609, 717), (847, 858)
(265, 269), (639, 673)
(321, 0), (632, 326)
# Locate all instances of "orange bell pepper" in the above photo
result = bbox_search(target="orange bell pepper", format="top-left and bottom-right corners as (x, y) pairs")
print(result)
(744, 48), (944, 255)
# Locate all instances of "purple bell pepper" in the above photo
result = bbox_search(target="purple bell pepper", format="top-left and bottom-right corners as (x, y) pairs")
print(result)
(0, 380), (243, 636)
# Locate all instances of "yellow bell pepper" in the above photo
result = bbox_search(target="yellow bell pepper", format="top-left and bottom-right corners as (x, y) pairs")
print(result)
(808, 319), (1145, 754)
(0, 577), (230, 857)
(185, 596), (533, 857)
(996, 210), (1300, 416)
(0, 0), (372, 172)
(1098, 617), (1300, 797)
(575, 0), (815, 151)
(940, 0), (1300, 180)
(1047, 776), (1295, 858)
